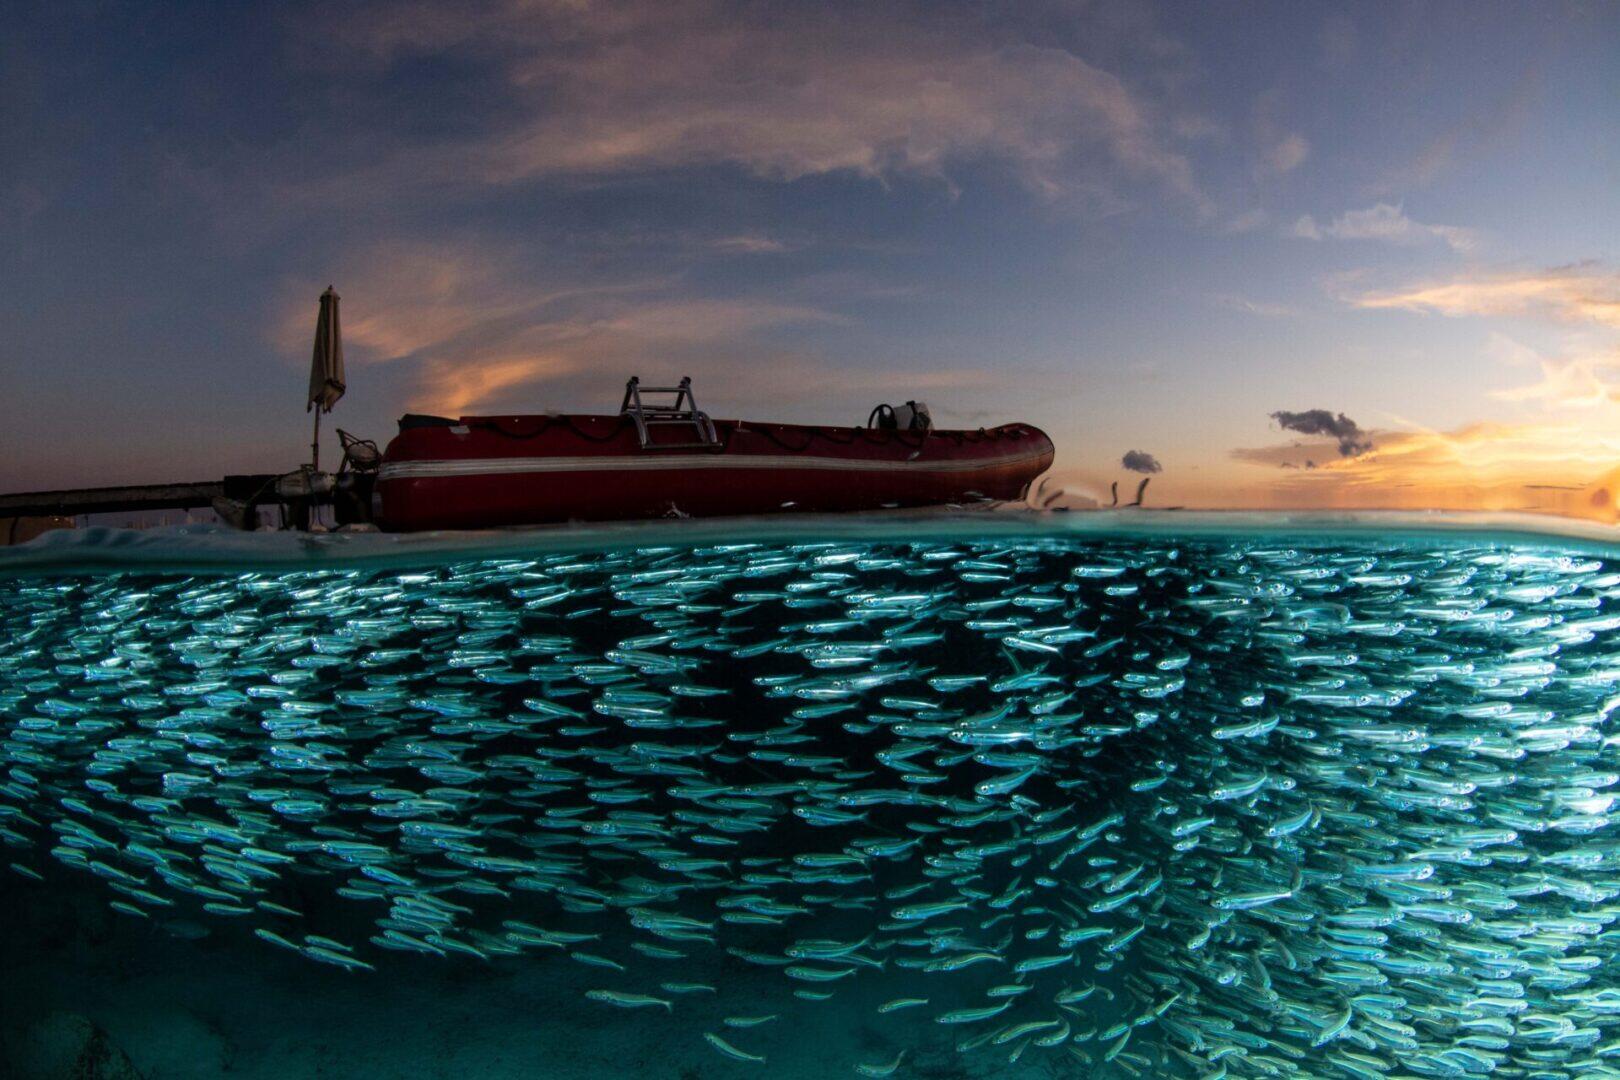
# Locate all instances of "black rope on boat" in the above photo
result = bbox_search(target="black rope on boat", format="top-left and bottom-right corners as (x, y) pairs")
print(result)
(743, 424), (819, 452)
(475, 415), (636, 444)
(561, 415), (641, 443)
(462, 413), (1028, 455)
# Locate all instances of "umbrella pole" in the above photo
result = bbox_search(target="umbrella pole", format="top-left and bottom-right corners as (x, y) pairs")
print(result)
(311, 408), (321, 472)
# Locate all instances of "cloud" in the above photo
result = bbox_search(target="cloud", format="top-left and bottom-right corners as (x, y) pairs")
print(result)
(1208, 292), (1297, 318)
(276, 238), (992, 417)
(1263, 133), (1310, 174)
(288, 248), (534, 361)
(1289, 203), (1476, 252)
(1236, 420), (1617, 479)
(1289, 215), (1321, 241)
(1363, 419), (1617, 475)
(1121, 450), (1162, 473)
(711, 234), (790, 254)
(1270, 409), (1373, 457)
(1378, 60), (1543, 193)
(1351, 264), (1620, 329)
(1229, 418), (1620, 521)
(273, 242), (673, 362)
(318, 0), (1206, 210)
(417, 356), (574, 416)
(597, 299), (845, 342)
(1496, 355), (1620, 407)
(1218, 208), (1269, 234)
(1249, 87), (1308, 177)
(1483, 333), (1620, 409)
(1483, 330), (1545, 369)
(1231, 440), (1362, 470)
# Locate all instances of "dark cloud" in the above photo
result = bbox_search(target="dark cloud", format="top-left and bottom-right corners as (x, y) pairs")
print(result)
(1270, 409), (1373, 457)
(303, 0), (1205, 210)
(1121, 450), (1162, 474)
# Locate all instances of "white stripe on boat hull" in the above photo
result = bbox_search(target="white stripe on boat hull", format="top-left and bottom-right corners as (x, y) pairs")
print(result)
(378, 450), (1047, 481)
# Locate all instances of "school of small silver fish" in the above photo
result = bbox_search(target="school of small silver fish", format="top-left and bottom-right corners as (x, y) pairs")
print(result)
(3, 537), (1620, 1078)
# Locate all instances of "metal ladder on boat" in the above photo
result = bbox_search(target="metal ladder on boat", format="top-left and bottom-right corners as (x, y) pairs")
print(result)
(619, 376), (722, 450)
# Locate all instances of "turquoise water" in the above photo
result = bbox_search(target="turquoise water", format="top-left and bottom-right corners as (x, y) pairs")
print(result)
(4, 513), (1620, 1079)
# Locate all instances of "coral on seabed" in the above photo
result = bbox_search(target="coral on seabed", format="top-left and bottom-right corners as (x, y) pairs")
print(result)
(4, 1012), (143, 1080)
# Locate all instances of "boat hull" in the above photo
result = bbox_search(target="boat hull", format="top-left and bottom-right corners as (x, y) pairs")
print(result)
(376, 414), (1054, 530)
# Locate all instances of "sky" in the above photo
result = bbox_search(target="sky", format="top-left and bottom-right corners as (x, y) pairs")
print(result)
(2, 0), (1618, 518)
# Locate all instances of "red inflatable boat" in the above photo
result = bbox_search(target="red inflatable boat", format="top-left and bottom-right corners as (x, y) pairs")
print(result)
(375, 378), (1053, 531)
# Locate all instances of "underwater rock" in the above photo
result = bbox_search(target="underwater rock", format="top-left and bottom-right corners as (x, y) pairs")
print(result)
(115, 1008), (231, 1079)
(7, 1012), (143, 1080)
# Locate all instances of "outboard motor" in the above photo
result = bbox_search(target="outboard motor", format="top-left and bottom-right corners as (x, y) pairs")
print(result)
(333, 428), (382, 527)
(894, 401), (932, 432)
(867, 401), (933, 432)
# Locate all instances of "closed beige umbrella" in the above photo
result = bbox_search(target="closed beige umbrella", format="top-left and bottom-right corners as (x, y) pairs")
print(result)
(307, 285), (346, 470)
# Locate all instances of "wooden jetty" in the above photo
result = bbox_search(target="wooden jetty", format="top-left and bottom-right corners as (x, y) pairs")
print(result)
(0, 476), (280, 518)
(0, 475), (282, 544)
